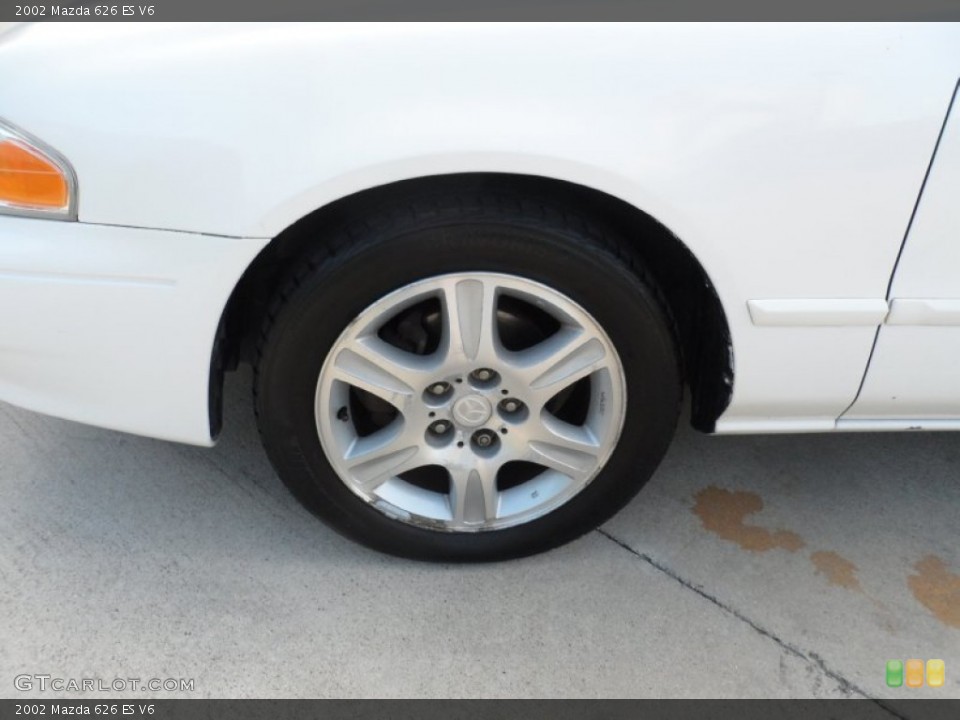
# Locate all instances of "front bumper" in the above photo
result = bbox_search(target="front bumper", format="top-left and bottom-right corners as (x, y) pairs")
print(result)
(0, 216), (267, 445)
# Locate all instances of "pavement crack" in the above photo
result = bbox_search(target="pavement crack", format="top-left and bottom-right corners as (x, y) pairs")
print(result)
(595, 527), (909, 718)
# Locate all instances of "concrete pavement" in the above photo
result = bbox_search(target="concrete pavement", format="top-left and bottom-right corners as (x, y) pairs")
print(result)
(0, 367), (957, 705)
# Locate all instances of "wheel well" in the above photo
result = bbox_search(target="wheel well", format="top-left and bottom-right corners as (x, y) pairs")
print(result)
(216, 173), (733, 434)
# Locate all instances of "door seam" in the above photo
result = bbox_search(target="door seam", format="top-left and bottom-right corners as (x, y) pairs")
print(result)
(838, 77), (960, 421)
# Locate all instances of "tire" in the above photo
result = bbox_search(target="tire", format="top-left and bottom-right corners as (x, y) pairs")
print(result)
(254, 186), (681, 561)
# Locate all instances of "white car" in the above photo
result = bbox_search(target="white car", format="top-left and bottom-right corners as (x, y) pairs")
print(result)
(1, 22), (958, 560)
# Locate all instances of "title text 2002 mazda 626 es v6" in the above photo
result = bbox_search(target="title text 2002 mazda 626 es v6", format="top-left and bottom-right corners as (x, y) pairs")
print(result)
(1, 23), (958, 560)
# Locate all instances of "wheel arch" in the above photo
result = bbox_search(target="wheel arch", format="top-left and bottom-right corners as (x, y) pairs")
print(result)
(213, 173), (733, 436)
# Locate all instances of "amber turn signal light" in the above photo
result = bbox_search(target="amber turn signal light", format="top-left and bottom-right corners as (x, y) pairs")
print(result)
(0, 120), (76, 219)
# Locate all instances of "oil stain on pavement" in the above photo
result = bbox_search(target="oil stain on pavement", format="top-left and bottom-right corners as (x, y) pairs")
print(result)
(810, 550), (862, 592)
(908, 555), (960, 629)
(692, 486), (805, 552)
(694, 485), (960, 634)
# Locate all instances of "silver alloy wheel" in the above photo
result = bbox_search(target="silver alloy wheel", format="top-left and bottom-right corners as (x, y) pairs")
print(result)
(314, 272), (627, 532)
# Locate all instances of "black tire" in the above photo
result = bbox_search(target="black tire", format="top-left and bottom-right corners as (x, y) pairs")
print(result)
(254, 186), (681, 561)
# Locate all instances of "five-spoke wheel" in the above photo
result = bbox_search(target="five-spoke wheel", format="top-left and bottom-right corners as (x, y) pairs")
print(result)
(315, 273), (626, 531)
(254, 186), (680, 560)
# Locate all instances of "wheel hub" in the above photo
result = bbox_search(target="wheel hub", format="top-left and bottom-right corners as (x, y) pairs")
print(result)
(452, 394), (492, 428)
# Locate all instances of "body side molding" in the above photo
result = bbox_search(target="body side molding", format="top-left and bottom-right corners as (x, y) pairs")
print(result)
(748, 298), (960, 327)
(747, 299), (889, 327)
(885, 298), (960, 325)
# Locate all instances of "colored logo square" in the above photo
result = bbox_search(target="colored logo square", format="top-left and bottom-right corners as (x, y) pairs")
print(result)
(886, 660), (904, 687)
(905, 659), (925, 688)
(927, 660), (945, 688)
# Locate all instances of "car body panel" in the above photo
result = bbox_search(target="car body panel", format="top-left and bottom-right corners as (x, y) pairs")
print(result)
(0, 23), (959, 441)
(843, 84), (960, 421)
(0, 216), (267, 444)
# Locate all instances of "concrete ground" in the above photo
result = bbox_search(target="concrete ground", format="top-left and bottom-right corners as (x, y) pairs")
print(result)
(0, 367), (957, 706)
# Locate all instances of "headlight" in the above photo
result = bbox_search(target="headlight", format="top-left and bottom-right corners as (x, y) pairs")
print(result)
(0, 118), (77, 220)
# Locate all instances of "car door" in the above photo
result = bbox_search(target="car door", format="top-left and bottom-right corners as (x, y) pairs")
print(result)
(841, 80), (960, 427)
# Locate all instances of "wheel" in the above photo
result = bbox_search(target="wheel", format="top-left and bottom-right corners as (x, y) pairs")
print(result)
(254, 188), (681, 561)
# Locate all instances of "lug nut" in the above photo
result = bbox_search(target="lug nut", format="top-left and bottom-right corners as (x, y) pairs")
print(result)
(472, 429), (498, 449)
(428, 382), (450, 396)
(471, 368), (498, 383)
(428, 420), (451, 435)
(499, 398), (523, 414)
